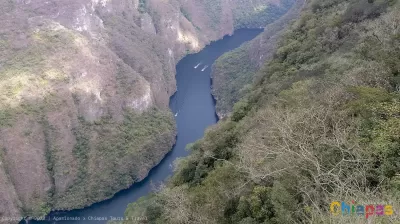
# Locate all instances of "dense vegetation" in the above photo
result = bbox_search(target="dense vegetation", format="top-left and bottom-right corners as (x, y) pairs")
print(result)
(120, 0), (400, 223)
(0, 25), (75, 128)
(212, 0), (305, 117)
(212, 43), (259, 116)
(55, 109), (175, 210)
(197, 0), (295, 31)
(233, 0), (296, 29)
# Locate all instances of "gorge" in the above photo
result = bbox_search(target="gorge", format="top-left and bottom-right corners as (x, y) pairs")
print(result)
(4, 0), (400, 223)
(0, 0), (297, 222)
(28, 28), (264, 224)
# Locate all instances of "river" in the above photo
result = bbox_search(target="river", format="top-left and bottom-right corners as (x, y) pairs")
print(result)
(26, 28), (263, 224)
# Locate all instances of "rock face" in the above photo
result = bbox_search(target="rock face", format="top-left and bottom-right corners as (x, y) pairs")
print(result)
(0, 0), (293, 219)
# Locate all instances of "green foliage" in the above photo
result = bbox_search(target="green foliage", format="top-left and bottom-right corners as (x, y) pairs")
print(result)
(234, 0), (295, 29)
(231, 100), (250, 122)
(0, 25), (77, 131)
(202, 0), (223, 30)
(342, 0), (394, 23)
(22, 199), (52, 218)
(212, 0), (299, 116)
(346, 87), (393, 115)
(171, 120), (239, 186)
(57, 109), (175, 209)
(212, 44), (258, 116)
(0, 109), (15, 127)
(38, 203), (52, 217)
(180, 7), (192, 22)
(0, 0), (14, 14)
(269, 177), (300, 223)
(232, 186), (275, 223)
(123, 194), (161, 224)
(138, 0), (147, 13)
(310, 0), (346, 12)
(123, 0), (400, 223)
(347, 87), (400, 181)
(72, 117), (91, 179)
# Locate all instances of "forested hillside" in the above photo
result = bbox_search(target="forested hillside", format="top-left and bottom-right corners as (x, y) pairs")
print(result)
(212, 0), (305, 117)
(120, 0), (400, 223)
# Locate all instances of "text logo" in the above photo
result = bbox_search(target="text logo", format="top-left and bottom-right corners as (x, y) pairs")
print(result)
(330, 201), (393, 219)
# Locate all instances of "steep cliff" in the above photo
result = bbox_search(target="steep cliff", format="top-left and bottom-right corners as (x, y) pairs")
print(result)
(0, 0), (293, 219)
(212, 0), (304, 117)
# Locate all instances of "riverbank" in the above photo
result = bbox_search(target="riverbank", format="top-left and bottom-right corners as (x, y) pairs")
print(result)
(27, 29), (263, 224)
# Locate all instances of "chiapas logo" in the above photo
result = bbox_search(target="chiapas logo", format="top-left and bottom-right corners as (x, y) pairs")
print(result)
(330, 201), (394, 219)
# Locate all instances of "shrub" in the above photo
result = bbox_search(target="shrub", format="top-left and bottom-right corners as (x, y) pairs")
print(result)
(138, 0), (146, 13)
(342, 0), (393, 23)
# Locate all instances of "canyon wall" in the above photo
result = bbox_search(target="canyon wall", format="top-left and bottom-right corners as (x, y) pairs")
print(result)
(211, 0), (304, 117)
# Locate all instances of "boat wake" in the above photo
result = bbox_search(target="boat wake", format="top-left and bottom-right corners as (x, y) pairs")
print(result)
(194, 62), (202, 69)
(201, 65), (209, 71)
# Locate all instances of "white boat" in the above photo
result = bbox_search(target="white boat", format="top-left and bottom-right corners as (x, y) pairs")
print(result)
(175, 113), (178, 117)
(201, 65), (209, 71)
(194, 62), (202, 69)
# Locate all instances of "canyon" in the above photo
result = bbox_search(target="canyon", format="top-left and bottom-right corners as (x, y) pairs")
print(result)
(0, 0), (295, 220)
